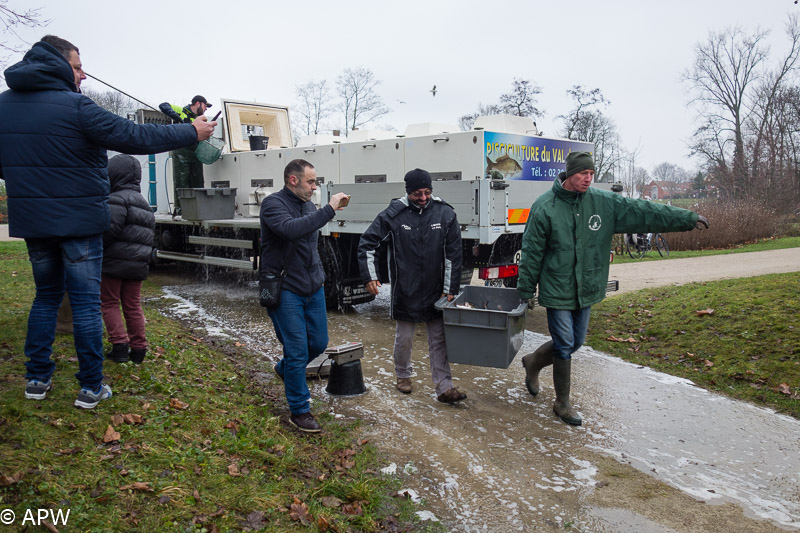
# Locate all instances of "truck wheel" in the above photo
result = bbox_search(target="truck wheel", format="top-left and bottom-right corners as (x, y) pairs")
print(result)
(320, 239), (342, 310)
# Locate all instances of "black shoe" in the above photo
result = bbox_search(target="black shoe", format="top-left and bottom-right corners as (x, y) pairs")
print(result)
(437, 388), (467, 404)
(107, 343), (130, 363)
(129, 348), (146, 364)
(289, 412), (321, 433)
(273, 363), (284, 383)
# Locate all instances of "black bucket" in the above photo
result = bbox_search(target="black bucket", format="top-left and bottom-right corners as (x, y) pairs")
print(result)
(249, 135), (269, 151)
(325, 360), (367, 396)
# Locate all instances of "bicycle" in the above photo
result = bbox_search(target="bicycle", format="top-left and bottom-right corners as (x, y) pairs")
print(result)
(625, 232), (669, 259)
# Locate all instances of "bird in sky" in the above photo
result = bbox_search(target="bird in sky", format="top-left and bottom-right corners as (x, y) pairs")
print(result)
(397, 99), (406, 104)
(430, 85), (437, 97)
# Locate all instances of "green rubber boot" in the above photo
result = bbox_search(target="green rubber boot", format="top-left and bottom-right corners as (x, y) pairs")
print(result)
(521, 341), (554, 397)
(552, 358), (582, 426)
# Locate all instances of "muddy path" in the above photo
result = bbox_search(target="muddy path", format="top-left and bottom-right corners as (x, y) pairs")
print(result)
(152, 249), (800, 532)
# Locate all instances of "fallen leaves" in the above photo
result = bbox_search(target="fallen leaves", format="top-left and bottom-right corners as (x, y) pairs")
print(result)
(320, 495), (343, 508)
(119, 482), (153, 492)
(110, 413), (144, 426)
(606, 335), (638, 343)
(169, 398), (189, 410)
(103, 425), (121, 443)
(777, 383), (792, 395)
(0, 471), (24, 486)
(289, 497), (312, 525)
(695, 308), (715, 316)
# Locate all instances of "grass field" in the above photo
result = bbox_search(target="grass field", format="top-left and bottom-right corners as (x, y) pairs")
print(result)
(0, 241), (438, 532)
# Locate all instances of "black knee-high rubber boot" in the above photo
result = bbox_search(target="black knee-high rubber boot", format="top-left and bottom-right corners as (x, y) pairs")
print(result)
(521, 341), (554, 397)
(552, 358), (582, 426)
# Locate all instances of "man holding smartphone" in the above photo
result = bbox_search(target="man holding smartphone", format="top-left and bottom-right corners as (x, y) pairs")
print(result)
(259, 159), (349, 432)
(159, 95), (212, 215)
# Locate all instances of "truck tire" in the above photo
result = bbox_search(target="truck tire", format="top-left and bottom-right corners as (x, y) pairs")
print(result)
(320, 238), (343, 309)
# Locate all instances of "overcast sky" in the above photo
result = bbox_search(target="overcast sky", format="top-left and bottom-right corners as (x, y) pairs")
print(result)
(5, 0), (799, 174)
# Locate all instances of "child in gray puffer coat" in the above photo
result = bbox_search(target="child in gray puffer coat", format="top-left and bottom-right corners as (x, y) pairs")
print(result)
(101, 154), (155, 364)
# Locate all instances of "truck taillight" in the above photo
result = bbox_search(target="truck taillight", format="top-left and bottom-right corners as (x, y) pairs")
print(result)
(478, 264), (519, 280)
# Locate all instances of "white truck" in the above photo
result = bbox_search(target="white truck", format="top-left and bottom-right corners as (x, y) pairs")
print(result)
(139, 99), (603, 308)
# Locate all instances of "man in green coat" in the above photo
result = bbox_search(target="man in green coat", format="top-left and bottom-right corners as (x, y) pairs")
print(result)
(517, 151), (709, 426)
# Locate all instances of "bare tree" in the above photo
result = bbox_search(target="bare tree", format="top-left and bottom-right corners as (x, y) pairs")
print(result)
(558, 86), (622, 182)
(293, 79), (333, 137)
(336, 67), (390, 132)
(458, 103), (501, 131)
(685, 15), (800, 209)
(0, 1), (48, 77)
(81, 87), (138, 117)
(651, 162), (690, 183)
(683, 24), (771, 196)
(498, 78), (543, 118)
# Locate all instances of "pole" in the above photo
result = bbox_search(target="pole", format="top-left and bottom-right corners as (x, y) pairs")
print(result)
(84, 72), (158, 111)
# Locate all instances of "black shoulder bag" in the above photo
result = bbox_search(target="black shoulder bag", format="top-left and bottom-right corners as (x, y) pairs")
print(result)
(259, 241), (297, 309)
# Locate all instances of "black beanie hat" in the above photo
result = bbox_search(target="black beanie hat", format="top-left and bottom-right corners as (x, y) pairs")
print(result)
(565, 151), (595, 177)
(404, 168), (432, 193)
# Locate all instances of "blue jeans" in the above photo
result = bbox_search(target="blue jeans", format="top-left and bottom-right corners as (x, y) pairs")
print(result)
(267, 287), (328, 415)
(24, 236), (104, 389)
(546, 306), (592, 360)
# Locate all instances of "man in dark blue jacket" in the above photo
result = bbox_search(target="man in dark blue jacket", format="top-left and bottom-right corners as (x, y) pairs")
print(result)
(0, 35), (216, 409)
(357, 169), (466, 404)
(260, 159), (349, 433)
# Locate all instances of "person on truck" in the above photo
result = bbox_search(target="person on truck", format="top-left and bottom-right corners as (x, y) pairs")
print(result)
(517, 151), (709, 426)
(0, 35), (216, 409)
(358, 168), (467, 404)
(260, 159), (350, 433)
(159, 95), (211, 215)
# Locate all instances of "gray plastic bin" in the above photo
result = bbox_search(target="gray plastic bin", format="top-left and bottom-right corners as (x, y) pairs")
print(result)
(435, 285), (527, 368)
(177, 188), (237, 220)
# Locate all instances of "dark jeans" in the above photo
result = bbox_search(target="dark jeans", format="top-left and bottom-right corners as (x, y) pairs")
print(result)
(267, 287), (328, 415)
(24, 236), (104, 389)
(546, 306), (592, 360)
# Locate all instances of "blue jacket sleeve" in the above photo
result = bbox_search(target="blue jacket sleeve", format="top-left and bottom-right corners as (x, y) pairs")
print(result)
(79, 97), (197, 154)
(159, 102), (182, 123)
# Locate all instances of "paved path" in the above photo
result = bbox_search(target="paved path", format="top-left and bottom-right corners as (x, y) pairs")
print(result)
(0, 224), (21, 241)
(609, 247), (800, 294)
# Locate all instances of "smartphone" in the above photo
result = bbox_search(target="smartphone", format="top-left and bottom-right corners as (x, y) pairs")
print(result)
(339, 195), (350, 207)
(211, 111), (221, 122)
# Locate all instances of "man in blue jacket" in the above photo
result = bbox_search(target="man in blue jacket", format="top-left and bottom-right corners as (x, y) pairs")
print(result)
(260, 159), (349, 433)
(0, 35), (216, 409)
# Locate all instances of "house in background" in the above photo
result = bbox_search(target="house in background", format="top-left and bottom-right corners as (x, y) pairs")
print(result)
(643, 180), (693, 200)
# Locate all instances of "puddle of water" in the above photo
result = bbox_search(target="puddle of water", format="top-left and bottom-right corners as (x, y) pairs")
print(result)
(154, 276), (800, 532)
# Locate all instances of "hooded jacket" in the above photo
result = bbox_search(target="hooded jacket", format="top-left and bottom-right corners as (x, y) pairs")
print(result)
(102, 155), (155, 281)
(358, 196), (462, 322)
(0, 41), (197, 239)
(518, 175), (698, 310)
(259, 187), (336, 297)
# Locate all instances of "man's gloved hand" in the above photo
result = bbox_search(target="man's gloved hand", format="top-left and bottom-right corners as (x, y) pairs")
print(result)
(695, 214), (709, 230)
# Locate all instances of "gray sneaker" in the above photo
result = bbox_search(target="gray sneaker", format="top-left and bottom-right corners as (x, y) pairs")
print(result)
(25, 379), (52, 400)
(74, 383), (112, 409)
